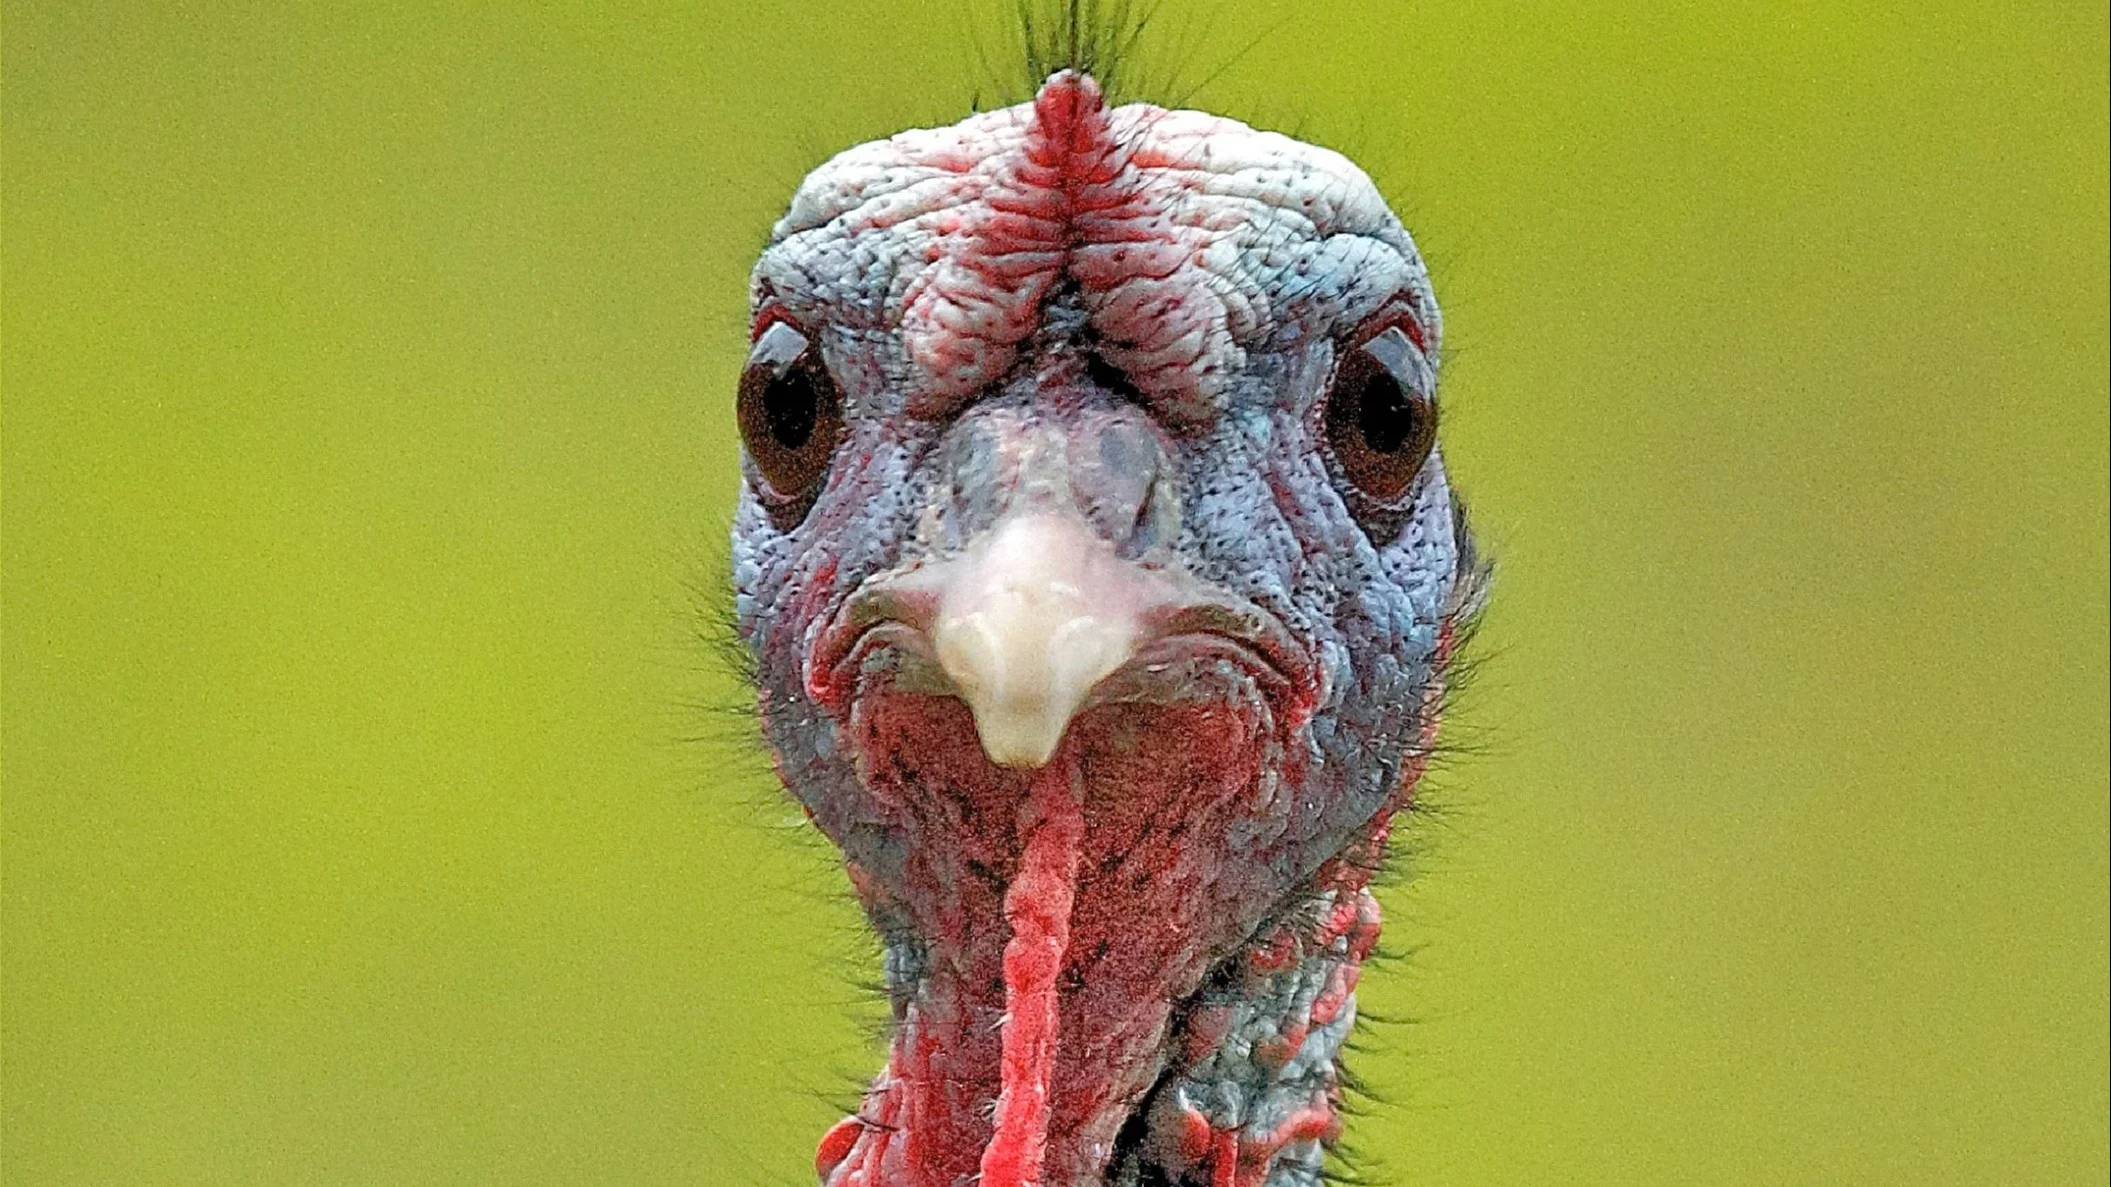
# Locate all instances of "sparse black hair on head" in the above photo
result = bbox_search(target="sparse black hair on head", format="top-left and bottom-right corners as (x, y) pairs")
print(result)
(976, 0), (1220, 109)
(1017, 0), (1156, 100)
(975, 0), (1275, 115)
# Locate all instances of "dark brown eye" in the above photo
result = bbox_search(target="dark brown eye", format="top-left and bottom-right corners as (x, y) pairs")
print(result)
(1323, 324), (1438, 504)
(737, 320), (844, 505)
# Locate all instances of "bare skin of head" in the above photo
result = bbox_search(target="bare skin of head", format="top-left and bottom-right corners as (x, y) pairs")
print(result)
(732, 69), (1479, 1187)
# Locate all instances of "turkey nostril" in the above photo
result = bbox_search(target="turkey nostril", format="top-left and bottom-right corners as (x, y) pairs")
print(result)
(1065, 415), (1173, 558)
(1124, 479), (1166, 558)
(940, 414), (1018, 550)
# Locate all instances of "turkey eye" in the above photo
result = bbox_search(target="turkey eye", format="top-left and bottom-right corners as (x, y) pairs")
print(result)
(1323, 325), (1437, 504)
(737, 320), (844, 503)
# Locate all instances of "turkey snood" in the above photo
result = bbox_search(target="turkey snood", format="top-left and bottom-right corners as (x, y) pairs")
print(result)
(732, 71), (1481, 1187)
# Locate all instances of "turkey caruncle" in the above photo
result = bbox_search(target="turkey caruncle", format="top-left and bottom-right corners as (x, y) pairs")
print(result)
(728, 55), (1485, 1187)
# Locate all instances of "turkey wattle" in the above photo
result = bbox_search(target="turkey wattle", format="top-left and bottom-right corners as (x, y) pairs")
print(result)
(731, 69), (1481, 1187)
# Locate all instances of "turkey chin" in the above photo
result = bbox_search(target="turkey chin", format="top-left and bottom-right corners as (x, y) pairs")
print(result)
(813, 638), (1333, 1187)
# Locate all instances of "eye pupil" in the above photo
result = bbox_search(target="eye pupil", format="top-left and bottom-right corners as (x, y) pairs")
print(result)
(1356, 370), (1415, 454)
(764, 372), (817, 449)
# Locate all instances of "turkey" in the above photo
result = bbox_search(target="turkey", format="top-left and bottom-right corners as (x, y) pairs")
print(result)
(730, 39), (1483, 1187)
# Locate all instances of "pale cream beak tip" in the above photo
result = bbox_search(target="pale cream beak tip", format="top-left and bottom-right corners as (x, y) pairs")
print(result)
(927, 515), (1149, 769)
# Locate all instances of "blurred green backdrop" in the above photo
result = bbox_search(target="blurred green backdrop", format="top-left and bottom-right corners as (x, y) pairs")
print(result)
(5, 3), (2105, 1183)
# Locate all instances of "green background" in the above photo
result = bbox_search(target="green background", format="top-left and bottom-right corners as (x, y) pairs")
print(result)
(5, 3), (2105, 1183)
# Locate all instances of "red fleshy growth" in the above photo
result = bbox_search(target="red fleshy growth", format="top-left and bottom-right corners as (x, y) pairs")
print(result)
(979, 762), (1084, 1187)
(1210, 1128), (1240, 1187)
(911, 70), (1129, 402)
(816, 1117), (863, 1181)
(1227, 1099), (1341, 1187)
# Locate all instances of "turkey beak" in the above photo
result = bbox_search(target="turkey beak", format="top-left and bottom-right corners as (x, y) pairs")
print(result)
(912, 405), (1179, 770)
(930, 508), (1154, 768)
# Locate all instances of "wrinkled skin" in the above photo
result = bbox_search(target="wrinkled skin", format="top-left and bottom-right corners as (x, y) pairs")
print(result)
(733, 73), (1480, 1187)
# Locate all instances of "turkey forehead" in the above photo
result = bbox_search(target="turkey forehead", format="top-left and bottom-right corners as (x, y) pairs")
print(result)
(750, 89), (1436, 420)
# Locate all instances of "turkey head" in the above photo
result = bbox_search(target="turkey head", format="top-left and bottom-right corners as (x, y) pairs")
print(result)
(732, 70), (1480, 1187)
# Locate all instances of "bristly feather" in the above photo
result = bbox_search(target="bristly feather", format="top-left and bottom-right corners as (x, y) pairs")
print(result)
(973, 0), (1264, 111)
(681, 545), (900, 1101)
(1017, 0), (1156, 100)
